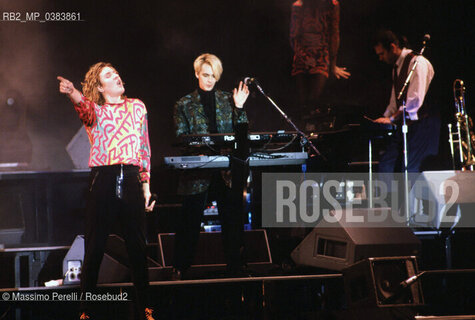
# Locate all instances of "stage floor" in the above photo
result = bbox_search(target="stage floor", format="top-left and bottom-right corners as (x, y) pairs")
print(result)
(1, 269), (475, 320)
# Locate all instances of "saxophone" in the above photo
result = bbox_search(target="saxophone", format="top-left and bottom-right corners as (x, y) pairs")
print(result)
(448, 79), (475, 170)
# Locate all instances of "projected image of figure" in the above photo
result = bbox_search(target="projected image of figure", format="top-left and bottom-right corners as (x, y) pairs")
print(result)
(57, 63), (156, 320)
(290, 0), (350, 124)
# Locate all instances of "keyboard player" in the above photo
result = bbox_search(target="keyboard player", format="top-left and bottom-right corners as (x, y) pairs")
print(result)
(171, 53), (250, 279)
(372, 30), (440, 174)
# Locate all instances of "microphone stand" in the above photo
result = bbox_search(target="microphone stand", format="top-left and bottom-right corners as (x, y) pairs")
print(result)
(397, 37), (429, 225)
(251, 81), (323, 157)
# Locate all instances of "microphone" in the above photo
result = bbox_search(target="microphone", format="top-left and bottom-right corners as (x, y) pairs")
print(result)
(422, 34), (430, 45)
(382, 271), (425, 303)
(400, 274), (420, 288)
(244, 77), (258, 86)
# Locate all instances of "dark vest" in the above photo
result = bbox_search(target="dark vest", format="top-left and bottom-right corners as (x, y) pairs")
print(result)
(394, 51), (434, 119)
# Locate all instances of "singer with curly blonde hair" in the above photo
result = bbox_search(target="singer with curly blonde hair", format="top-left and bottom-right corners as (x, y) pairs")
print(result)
(57, 62), (156, 320)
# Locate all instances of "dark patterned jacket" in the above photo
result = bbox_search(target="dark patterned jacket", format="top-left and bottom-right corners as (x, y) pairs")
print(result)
(173, 89), (248, 195)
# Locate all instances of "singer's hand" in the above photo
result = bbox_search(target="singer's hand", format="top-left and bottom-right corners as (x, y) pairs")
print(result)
(374, 117), (392, 124)
(142, 182), (156, 212)
(57, 76), (75, 94)
(233, 81), (249, 108)
(57, 76), (82, 104)
(332, 66), (351, 79)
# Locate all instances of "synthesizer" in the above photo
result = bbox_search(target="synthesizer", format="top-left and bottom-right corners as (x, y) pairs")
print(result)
(164, 152), (308, 169)
(178, 131), (299, 147)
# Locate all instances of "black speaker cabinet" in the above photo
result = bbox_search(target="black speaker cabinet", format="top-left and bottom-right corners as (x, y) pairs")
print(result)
(0, 191), (25, 245)
(409, 170), (475, 229)
(343, 256), (424, 308)
(63, 234), (161, 285)
(157, 229), (272, 267)
(291, 208), (421, 271)
(66, 126), (90, 169)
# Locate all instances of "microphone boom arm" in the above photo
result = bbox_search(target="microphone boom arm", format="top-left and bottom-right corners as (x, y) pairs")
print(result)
(397, 34), (429, 101)
(252, 81), (323, 157)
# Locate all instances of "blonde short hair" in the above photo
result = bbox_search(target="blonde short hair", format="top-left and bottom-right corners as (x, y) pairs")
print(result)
(193, 53), (223, 81)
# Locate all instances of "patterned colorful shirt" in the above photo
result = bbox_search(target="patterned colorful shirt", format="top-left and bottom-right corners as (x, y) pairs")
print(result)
(290, 0), (340, 77)
(73, 95), (151, 182)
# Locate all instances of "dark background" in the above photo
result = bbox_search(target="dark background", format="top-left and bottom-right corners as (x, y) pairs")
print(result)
(1, 0), (474, 193)
(1, 3), (475, 311)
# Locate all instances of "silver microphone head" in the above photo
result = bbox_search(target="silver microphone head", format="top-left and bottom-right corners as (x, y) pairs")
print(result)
(422, 34), (431, 46)
(244, 77), (259, 86)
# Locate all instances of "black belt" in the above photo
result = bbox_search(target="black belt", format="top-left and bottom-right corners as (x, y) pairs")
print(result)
(91, 164), (139, 199)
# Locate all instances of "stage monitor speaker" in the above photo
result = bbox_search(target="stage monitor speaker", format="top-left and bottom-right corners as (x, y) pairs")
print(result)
(157, 229), (272, 267)
(409, 170), (475, 229)
(343, 256), (424, 308)
(102, 234), (161, 268)
(0, 191), (25, 245)
(290, 208), (421, 271)
(63, 235), (85, 285)
(66, 126), (90, 169)
(63, 234), (160, 285)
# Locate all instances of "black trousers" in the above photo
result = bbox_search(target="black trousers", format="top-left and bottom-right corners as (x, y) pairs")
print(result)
(80, 164), (150, 317)
(378, 115), (441, 199)
(379, 115), (441, 173)
(173, 172), (246, 273)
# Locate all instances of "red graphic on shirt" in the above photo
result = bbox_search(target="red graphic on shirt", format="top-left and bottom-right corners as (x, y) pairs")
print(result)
(73, 96), (151, 182)
(290, 0), (340, 77)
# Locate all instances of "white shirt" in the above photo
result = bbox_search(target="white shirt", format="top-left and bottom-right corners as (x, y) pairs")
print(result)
(383, 48), (434, 121)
